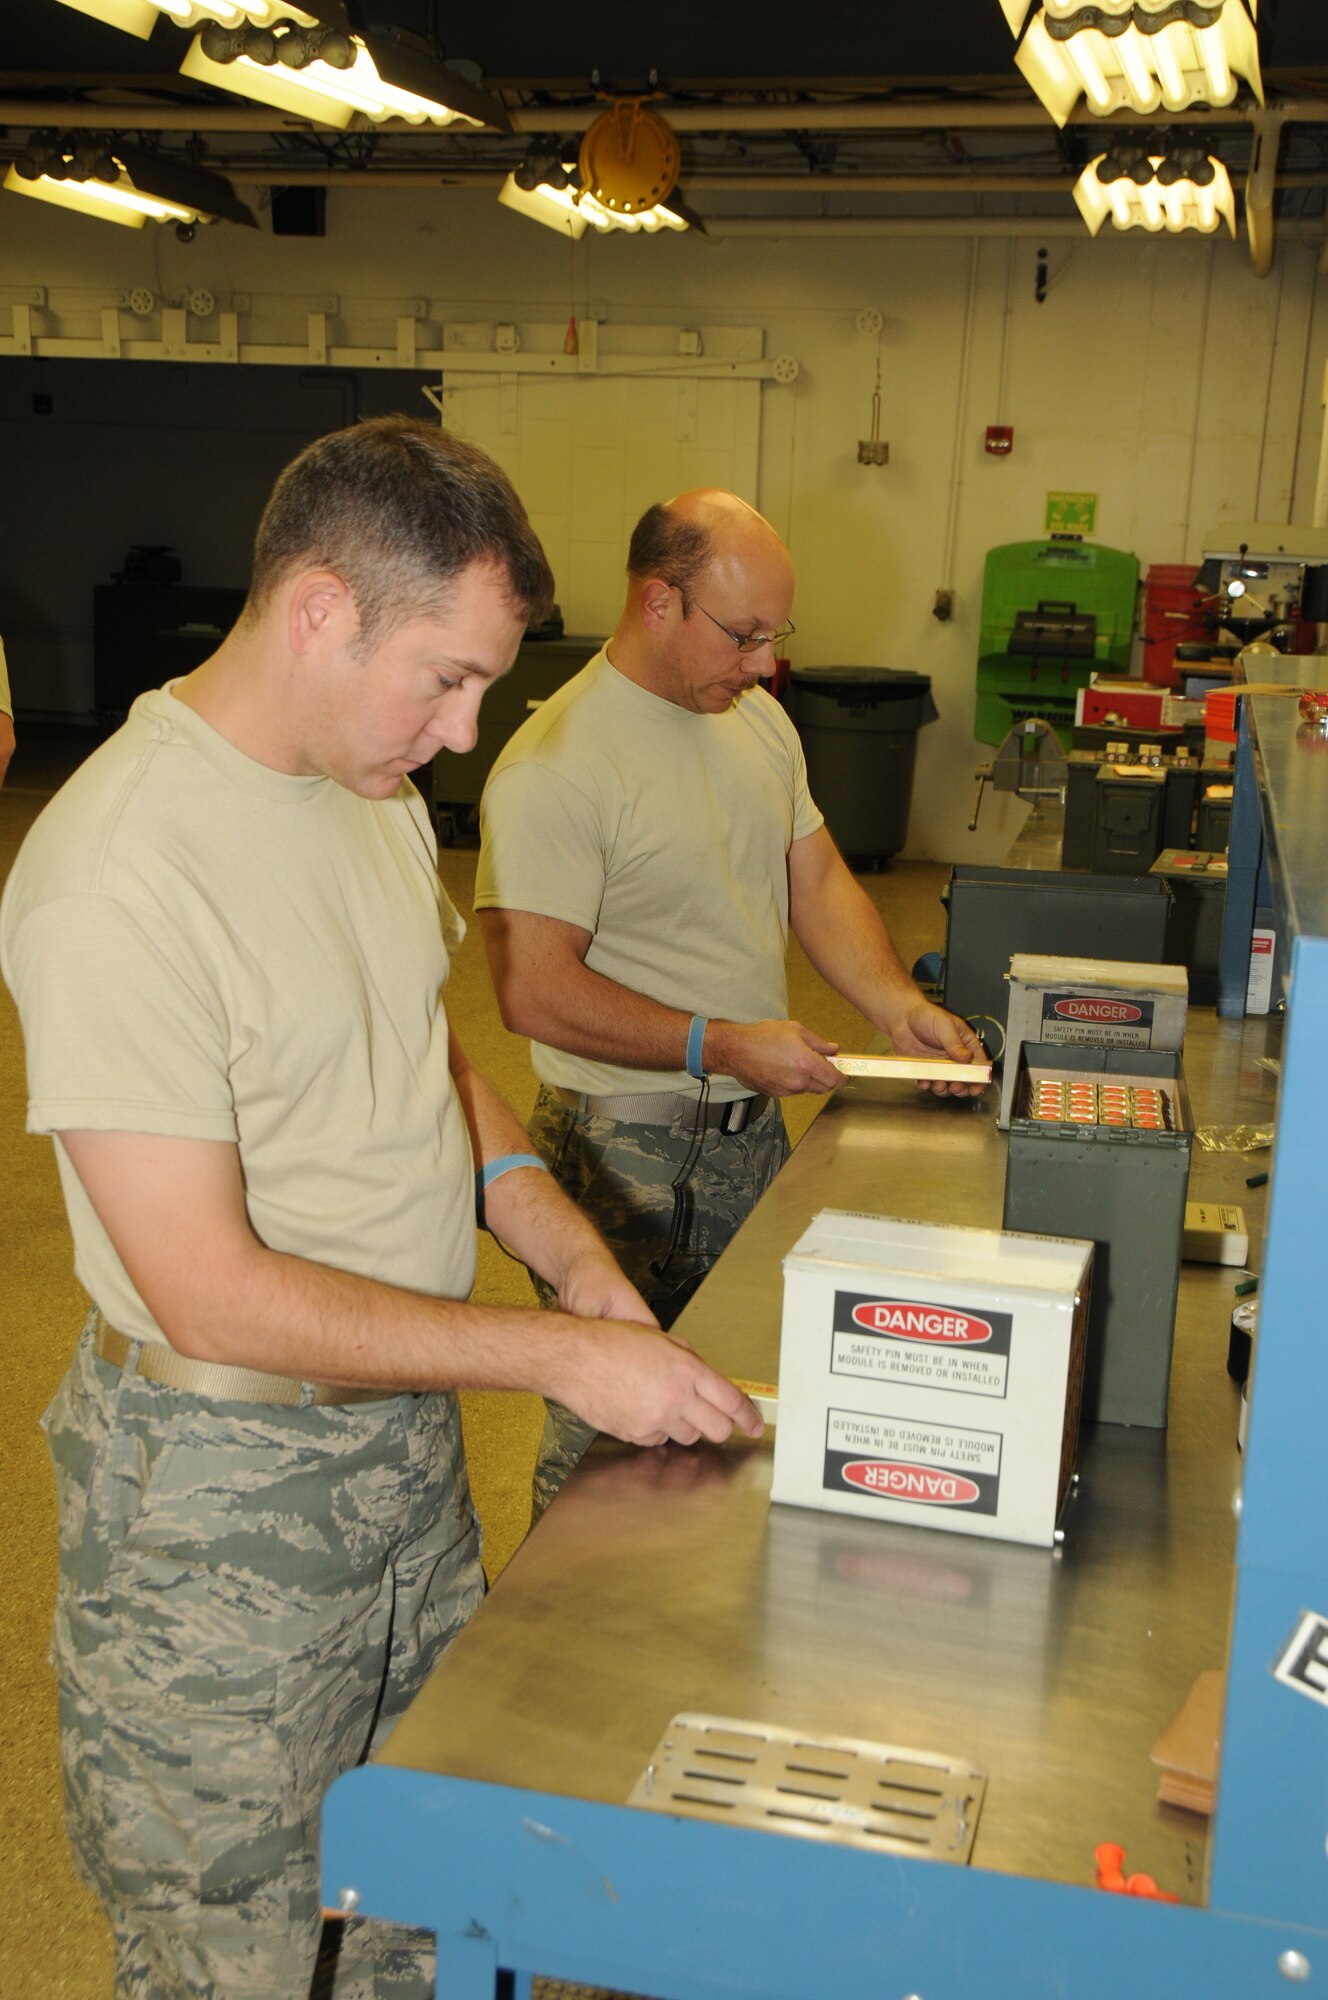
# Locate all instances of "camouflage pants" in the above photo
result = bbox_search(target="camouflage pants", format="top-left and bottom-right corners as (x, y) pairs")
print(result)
(526, 1087), (789, 1518)
(43, 1315), (486, 2000)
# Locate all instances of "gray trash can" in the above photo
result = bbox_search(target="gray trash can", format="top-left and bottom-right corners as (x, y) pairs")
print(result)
(787, 666), (937, 864)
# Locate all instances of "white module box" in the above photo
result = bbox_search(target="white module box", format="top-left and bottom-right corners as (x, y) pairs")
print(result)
(999, 955), (1188, 1128)
(771, 1211), (1093, 1548)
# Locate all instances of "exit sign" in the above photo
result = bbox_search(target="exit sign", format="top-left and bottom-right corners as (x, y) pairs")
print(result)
(1045, 490), (1098, 535)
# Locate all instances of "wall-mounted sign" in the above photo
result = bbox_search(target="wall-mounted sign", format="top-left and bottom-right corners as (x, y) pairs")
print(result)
(1045, 491), (1098, 536)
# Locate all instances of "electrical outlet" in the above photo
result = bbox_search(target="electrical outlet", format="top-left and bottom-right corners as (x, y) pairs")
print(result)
(29, 286), (47, 308)
(320, 294), (340, 314)
(231, 292), (252, 313)
(407, 296), (428, 319)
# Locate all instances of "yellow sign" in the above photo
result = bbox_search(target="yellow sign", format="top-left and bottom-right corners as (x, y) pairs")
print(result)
(1045, 490), (1098, 535)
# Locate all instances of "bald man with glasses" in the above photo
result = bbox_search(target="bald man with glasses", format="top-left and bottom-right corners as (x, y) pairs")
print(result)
(476, 490), (982, 1515)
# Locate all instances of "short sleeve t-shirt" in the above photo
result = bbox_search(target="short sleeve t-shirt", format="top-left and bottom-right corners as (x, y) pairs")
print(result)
(0, 687), (476, 1348)
(475, 650), (823, 1099)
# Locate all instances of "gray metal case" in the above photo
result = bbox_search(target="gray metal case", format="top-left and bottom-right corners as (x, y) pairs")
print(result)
(1002, 1044), (1192, 1429)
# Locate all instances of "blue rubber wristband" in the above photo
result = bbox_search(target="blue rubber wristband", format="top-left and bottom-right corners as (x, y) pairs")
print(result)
(686, 1014), (709, 1081)
(477, 1152), (549, 1194)
(475, 1152), (549, 1228)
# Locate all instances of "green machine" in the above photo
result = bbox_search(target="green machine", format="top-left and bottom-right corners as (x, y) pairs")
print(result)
(975, 540), (1139, 748)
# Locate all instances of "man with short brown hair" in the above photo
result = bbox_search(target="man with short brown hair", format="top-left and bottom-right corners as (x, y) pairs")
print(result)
(2, 423), (760, 2000)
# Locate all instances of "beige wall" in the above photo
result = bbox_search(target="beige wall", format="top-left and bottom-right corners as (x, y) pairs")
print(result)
(3, 185), (1324, 860)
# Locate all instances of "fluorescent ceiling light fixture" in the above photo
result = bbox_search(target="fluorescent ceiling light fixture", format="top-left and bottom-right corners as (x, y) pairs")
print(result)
(52, 0), (313, 28)
(50, 0), (161, 36)
(4, 139), (257, 230)
(498, 172), (593, 238)
(999, 0), (1262, 127)
(498, 173), (688, 237)
(180, 15), (509, 130)
(1074, 151), (1237, 235)
(145, 1), (316, 22)
(4, 162), (197, 227)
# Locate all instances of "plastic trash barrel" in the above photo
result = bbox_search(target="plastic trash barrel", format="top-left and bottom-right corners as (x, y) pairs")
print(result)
(787, 666), (937, 863)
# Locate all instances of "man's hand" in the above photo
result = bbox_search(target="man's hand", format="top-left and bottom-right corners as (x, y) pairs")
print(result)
(557, 1245), (659, 1328)
(707, 1017), (842, 1096)
(551, 1318), (765, 1449)
(888, 998), (989, 1097)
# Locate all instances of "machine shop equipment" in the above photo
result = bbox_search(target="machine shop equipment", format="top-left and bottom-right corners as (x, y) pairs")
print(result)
(975, 539), (1139, 748)
(969, 715), (1067, 832)
(1194, 542), (1328, 654)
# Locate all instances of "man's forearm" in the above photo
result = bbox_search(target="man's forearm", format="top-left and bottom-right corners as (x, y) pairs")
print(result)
(181, 1241), (756, 1448)
(791, 857), (922, 1034)
(196, 1236), (600, 1401)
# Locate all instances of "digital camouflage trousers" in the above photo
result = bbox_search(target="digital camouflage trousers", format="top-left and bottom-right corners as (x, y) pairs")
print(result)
(524, 1086), (789, 1519)
(44, 1315), (486, 2000)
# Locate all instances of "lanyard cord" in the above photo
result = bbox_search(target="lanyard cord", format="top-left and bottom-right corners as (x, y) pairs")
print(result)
(650, 1077), (711, 1283)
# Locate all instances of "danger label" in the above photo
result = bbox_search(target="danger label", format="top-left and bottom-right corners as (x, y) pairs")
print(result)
(824, 1409), (1001, 1516)
(1039, 991), (1155, 1046)
(832, 1291), (1012, 1399)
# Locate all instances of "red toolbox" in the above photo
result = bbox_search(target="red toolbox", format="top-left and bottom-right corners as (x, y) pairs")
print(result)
(1141, 563), (1207, 687)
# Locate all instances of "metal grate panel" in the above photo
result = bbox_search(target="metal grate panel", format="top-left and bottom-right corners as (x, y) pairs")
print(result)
(627, 1712), (984, 1862)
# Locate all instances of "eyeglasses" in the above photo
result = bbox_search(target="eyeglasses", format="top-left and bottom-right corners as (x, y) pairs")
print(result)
(690, 600), (796, 654)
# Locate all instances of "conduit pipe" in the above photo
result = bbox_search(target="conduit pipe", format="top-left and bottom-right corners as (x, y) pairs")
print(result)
(212, 166), (1328, 194)
(1314, 359), (1328, 530)
(1245, 109), (1285, 277)
(0, 94), (1325, 135)
(701, 216), (1328, 240)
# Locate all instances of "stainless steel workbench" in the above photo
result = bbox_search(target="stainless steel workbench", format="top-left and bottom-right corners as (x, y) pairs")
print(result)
(325, 677), (1328, 1996)
(375, 1007), (1276, 1903)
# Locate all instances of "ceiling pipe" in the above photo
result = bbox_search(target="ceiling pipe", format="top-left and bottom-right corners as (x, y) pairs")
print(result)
(701, 216), (1328, 240)
(509, 97), (1326, 135)
(1245, 109), (1285, 277)
(211, 166), (1328, 194)
(0, 92), (1324, 135)
(1313, 358), (1328, 530)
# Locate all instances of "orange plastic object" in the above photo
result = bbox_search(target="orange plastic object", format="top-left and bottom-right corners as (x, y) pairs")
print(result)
(578, 99), (680, 215)
(1205, 687), (1239, 744)
(1094, 1842), (1180, 1903)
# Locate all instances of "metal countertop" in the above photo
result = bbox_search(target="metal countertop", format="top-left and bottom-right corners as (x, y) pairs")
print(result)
(379, 1007), (1279, 1900)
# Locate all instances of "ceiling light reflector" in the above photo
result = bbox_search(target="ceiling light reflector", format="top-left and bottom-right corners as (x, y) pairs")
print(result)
(1001, 0), (1262, 127)
(1074, 151), (1237, 236)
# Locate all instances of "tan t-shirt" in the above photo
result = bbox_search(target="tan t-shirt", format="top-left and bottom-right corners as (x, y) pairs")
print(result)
(475, 650), (823, 1099)
(0, 687), (476, 1348)
(0, 636), (11, 718)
